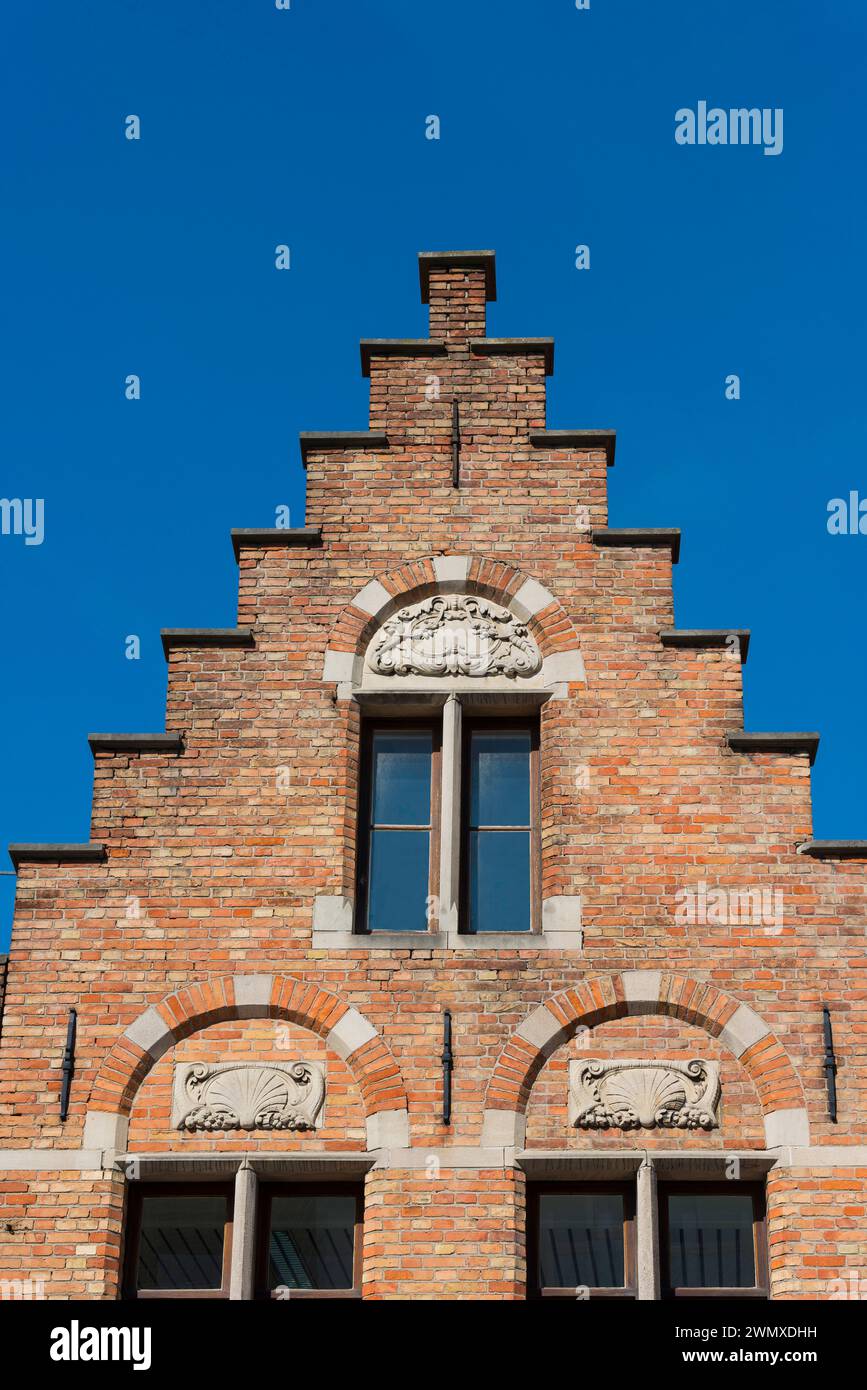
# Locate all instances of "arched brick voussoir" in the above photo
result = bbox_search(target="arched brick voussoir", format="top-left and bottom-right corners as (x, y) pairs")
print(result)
(86, 974), (409, 1139)
(481, 971), (809, 1150)
(321, 553), (585, 682)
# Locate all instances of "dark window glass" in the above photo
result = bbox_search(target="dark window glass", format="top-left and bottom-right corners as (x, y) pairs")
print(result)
(371, 731), (432, 825)
(667, 1192), (757, 1289)
(135, 1193), (227, 1291)
(537, 1191), (626, 1290)
(468, 830), (531, 933)
(466, 729), (532, 933)
(264, 1191), (360, 1295)
(361, 728), (434, 932)
(469, 731), (531, 825)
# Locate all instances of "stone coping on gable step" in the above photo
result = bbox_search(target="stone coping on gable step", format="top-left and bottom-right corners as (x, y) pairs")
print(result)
(87, 733), (184, 755)
(797, 840), (867, 860)
(591, 528), (681, 563)
(360, 339), (448, 376)
(529, 430), (616, 466)
(726, 731), (820, 765)
(660, 629), (750, 662)
(160, 628), (255, 658)
(231, 526), (322, 560)
(469, 338), (554, 374)
(299, 430), (388, 467)
(8, 843), (106, 870)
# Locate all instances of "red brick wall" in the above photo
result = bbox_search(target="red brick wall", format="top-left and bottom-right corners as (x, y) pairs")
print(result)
(767, 1168), (867, 1299)
(363, 1168), (525, 1300)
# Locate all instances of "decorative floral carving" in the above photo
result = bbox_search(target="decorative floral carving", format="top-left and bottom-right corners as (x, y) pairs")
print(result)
(569, 1058), (721, 1130)
(172, 1062), (325, 1132)
(365, 593), (542, 679)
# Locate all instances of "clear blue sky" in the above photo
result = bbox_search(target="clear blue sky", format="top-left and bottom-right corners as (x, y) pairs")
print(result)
(2, 1), (865, 950)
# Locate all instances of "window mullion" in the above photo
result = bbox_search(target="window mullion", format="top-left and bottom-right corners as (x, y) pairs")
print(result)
(229, 1159), (258, 1300)
(636, 1156), (661, 1301)
(437, 693), (462, 934)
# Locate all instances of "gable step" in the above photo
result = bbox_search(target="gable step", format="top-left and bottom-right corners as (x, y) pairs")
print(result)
(529, 430), (616, 466)
(469, 338), (554, 374)
(360, 339), (448, 377)
(299, 431), (388, 468)
(726, 731), (819, 765)
(660, 629), (750, 662)
(231, 527), (321, 560)
(591, 528), (681, 563)
(161, 628), (255, 658)
(419, 250), (496, 302)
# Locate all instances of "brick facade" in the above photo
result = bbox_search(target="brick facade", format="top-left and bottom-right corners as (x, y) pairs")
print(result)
(1, 250), (865, 1300)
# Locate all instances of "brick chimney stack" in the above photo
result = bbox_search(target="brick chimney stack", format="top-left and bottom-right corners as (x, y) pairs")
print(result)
(418, 250), (496, 342)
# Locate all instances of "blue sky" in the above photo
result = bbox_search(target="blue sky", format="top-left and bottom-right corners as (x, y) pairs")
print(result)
(2, 1), (865, 950)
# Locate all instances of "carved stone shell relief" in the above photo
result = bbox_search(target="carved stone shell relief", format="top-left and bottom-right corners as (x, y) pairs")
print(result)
(569, 1058), (721, 1131)
(172, 1062), (326, 1133)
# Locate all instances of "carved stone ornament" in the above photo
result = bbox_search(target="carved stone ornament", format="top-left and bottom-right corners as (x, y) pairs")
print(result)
(569, 1058), (721, 1131)
(172, 1062), (325, 1133)
(365, 593), (542, 679)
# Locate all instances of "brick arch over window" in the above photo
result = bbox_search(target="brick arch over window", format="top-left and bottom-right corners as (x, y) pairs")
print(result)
(321, 553), (585, 687)
(481, 970), (809, 1150)
(85, 974), (409, 1151)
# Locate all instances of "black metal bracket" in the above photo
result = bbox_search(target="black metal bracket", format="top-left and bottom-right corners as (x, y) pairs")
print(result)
(451, 400), (460, 488)
(60, 1007), (77, 1121)
(441, 1009), (454, 1125)
(822, 1004), (838, 1123)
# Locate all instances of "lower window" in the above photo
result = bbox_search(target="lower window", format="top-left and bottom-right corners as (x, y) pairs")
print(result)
(123, 1183), (233, 1299)
(124, 1181), (363, 1301)
(527, 1184), (636, 1299)
(660, 1183), (768, 1298)
(257, 1183), (363, 1299)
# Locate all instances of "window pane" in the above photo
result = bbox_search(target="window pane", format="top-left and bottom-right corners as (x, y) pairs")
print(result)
(469, 731), (530, 826)
(367, 829), (430, 931)
(371, 731), (432, 826)
(267, 1194), (357, 1291)
(469, 830), (530, 932)
(136, 1194), (226, 1290)
(538, 1193), (625, 1289)
(667, 1193), (756, 1288)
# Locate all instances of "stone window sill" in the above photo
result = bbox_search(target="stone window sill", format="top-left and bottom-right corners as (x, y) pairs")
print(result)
(312, 896), (583, 951)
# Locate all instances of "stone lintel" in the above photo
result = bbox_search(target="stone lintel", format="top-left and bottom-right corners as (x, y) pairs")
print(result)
(116, 1152), (377, 1180)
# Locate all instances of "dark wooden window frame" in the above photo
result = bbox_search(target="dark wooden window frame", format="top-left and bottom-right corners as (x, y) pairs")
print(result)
(659, 1181), (769, 1299)
(255, 1182), (364, 1300)
(460, 716), (541, 935)
(527, 1182), (637, 1300)
(122, 1182), (234, 1300)
(355, 719), (441, 934)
